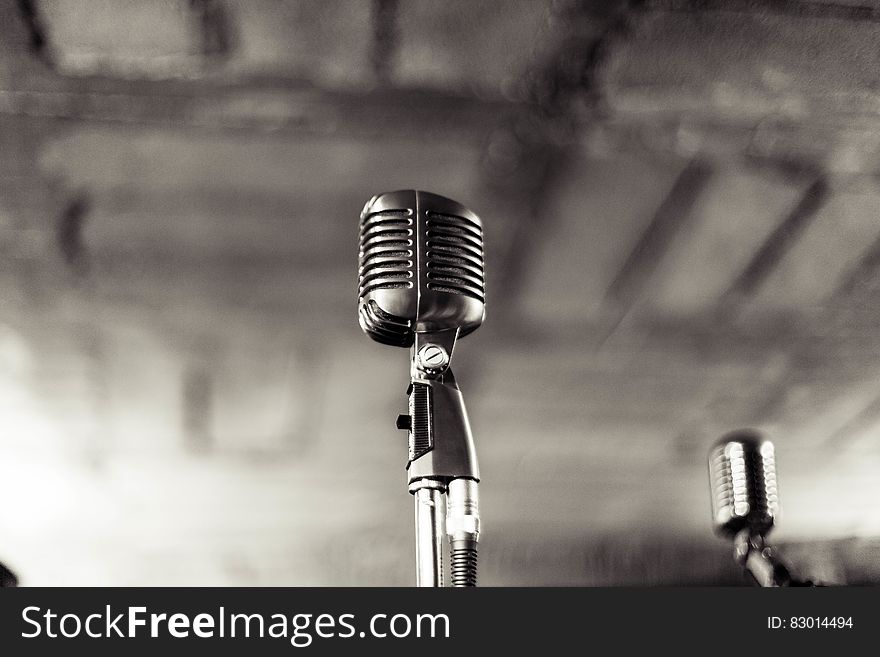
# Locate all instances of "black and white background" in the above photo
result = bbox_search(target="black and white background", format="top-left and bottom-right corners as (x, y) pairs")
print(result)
(1, 0), (879, 587)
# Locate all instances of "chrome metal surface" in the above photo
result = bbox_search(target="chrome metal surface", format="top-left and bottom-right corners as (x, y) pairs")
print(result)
(446, 477), (481, 544)
(416, 343), (450, 373)
(358, 190), (485, 347)
(709, 431), (779, 539)
(413, 482), (445, 587)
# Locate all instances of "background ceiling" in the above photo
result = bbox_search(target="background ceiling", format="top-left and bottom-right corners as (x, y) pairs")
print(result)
(1, 0), (879, 585)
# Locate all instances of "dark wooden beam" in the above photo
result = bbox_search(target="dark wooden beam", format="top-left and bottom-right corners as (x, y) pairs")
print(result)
(646, 0), (880, 22)
(603, 159), (712, 310)
(16, 0), (53, 64)
(479, 0), (640, 331)
(188, 0), (236, 61)
(0, 74), (521, 139)
(370, 0), (400, 85)
(823, 390), (880, 449)
(592, 157), (712, 346)
(833, 231), (880, 298)
(719, 176), (829, 307)
(56, 192), (91, 278)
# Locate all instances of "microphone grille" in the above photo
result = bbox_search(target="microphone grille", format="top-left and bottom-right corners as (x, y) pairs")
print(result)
(358, 209), (415, 297)
(358, 207), (416, 347)
(708, 432), (779, 538)
(425, 211), (485, 304)
(357, 190), (485, 346)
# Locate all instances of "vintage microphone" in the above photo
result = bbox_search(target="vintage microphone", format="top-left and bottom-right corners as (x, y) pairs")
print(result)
(358, 190), (484, 587)
(708, 430), (805, 586)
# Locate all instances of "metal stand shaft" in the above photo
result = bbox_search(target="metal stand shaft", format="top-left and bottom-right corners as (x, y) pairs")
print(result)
(413, 482), (445, 587)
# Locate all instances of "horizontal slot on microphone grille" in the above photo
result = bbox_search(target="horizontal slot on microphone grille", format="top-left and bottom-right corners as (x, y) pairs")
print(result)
(359, 273), (414, 297)
(360, 268), (412, 282)
(359, 209), (413, 233)
(360, 281), (413, 297)
(426, 273), (483, 301)
(425, 251), (479, 267)
(361, 230), (410, 241)
(361, 257), (413, 272)
(426, 231), (482, 254)
(425, 212), (484, 301)
(427, 211), (482, 235)
(426, 261), (482, 280)
(361, 234), (412, 251)
(426, 248), (483, 273)
(361, 241), (413, 259)
(359, 209), (414, 296)
(426, 284), (482, 300)
(426, 241), (482, 259)
(427, 271), (482, 290)
(362, 249), (412, 260)
(359, 299), (413, 347)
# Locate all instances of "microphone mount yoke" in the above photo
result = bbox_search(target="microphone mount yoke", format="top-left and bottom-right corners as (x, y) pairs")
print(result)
(397, 328), (481, 587)
(404, 330), (480, 484)
(733, 528), (795, 587)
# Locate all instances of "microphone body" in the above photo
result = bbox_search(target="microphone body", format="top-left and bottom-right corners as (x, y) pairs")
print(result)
(708, 431), (795, 587)
(358, 190), (485, 587)
(358, 190), (484, 347)
(709, 431), (779, 539)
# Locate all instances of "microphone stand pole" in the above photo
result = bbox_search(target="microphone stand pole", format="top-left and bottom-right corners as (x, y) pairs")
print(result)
(398, 330), (481, 587)
(410, 479), (446, 587)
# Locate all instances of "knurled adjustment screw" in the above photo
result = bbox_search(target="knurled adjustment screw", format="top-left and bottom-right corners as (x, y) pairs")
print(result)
(417, 344), (449, 372)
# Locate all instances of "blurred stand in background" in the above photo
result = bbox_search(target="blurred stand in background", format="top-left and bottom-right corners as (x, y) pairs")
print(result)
(0, 561), (17, 587)
(1, 0), (880, 585)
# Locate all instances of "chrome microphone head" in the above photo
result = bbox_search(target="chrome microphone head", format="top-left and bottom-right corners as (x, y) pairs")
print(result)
(708, 430), (779, 539)
(358, 190), (485, 347)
